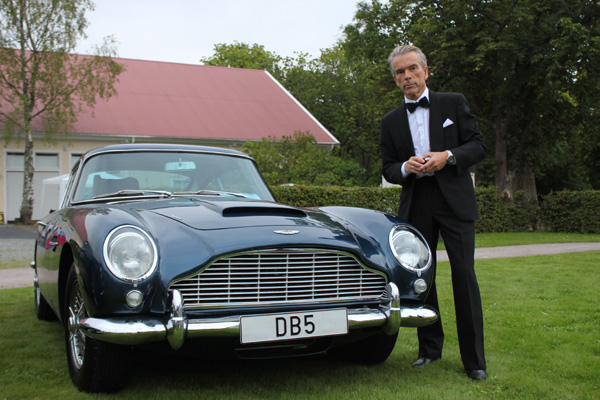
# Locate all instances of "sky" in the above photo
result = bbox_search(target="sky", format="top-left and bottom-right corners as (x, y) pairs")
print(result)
(76, 0), (363, 65)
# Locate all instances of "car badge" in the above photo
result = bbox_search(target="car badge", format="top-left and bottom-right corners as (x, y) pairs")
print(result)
(274, 230), (300, 235)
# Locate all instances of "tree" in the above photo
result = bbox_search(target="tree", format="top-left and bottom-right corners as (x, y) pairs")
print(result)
(341, 0), (600, 199)
(410, 0), (599, 200)
(280, 46), (389, 185)
(242, 132), (369, 187)
(201, 42), (380, 185)
(0, 0), (123, 223)
(200, 41), (284, 79)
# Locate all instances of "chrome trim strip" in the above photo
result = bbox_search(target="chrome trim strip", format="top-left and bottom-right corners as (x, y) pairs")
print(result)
(399, 305), (439, 327)
(79, 317), (167, 345)
(382, 282), (401, 335)
(166, 289), (186, 350)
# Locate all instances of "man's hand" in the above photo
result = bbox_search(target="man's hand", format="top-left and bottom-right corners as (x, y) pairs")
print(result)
(421, 152), (449, 173)
(406, 152), (448, 175)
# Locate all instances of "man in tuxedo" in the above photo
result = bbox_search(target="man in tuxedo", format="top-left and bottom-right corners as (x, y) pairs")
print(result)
(380, 45), (487, 380)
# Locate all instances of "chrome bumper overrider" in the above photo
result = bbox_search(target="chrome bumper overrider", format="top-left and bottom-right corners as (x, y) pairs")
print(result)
(79, 283), (438, 350)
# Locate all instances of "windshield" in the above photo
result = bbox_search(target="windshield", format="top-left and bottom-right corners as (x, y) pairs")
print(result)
(71, 151), (275, 202)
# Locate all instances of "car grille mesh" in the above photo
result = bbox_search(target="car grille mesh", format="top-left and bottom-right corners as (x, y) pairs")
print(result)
(170, 250), (387, 308)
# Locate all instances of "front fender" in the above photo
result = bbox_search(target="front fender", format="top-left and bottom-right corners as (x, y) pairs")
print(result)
(315, 206), (434, 301)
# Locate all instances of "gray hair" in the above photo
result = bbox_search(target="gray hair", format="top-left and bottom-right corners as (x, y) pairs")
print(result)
(388, 45), (428, 76)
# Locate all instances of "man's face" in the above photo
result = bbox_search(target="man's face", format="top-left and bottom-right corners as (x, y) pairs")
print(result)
(392, 51), (429, 101)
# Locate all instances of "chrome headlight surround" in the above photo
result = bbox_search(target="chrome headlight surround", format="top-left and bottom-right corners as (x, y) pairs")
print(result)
(103, 225), (158, 282)
(389, 225), (431, 275)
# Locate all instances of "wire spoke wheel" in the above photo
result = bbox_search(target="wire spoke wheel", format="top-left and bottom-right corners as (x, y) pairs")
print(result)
(66, 282), (87, 369)
(64, 266), (130, 393)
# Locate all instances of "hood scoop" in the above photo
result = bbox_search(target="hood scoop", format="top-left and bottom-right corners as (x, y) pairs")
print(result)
(149, 200), (308, 230)
(223, 205), (307, 218)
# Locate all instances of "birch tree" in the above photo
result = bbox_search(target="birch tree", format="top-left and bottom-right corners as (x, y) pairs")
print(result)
(0, 0), (123, 223)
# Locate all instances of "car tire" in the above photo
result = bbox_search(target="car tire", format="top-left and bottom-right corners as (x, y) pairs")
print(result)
(329, 331), (398, 365)
(64, 267), (130, 393)
(34, 281), (57, 321)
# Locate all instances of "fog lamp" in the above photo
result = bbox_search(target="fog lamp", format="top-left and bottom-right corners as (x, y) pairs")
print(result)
(413, 279), (428, 294)
(126, 290), (143, 308)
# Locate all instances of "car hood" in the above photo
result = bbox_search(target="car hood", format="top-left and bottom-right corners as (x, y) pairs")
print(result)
(82, 198), (392, 283)
(75, 198), (391, 271)
(147, 198), (312, 230)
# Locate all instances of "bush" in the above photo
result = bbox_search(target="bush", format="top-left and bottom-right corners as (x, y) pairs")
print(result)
(271, 185), (597, 233)
(475, 188), (540, 232)
(272, 185), (401, 214)
(474, 187), (507, 232)
(540, 190), (600, 233)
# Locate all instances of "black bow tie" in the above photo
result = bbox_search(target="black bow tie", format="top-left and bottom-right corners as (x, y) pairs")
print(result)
(406, 97), (429, 113)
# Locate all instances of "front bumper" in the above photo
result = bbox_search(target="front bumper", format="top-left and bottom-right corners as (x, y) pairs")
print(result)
(79, 283), (438, 350)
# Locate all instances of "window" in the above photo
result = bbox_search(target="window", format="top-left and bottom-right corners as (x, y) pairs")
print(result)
(35, 153), (59, 169)
(71, 151), (274, 202)
(6, 153), (24, 169)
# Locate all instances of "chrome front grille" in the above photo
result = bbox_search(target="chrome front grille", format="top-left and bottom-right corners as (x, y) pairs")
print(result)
(170, 249), (388, 309)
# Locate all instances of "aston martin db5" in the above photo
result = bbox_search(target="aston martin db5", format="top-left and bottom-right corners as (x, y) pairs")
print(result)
(32, 143), (438, 392)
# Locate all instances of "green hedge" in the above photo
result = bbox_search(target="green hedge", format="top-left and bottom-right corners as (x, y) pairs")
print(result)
(540, 190), (600, 233)
(273, 185), (401, 215)
(270, 185), (600, 233)
(475, 187), (540, 233)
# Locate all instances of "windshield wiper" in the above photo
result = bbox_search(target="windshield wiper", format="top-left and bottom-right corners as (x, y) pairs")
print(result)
(174, 190), (248, 198)
(92, 190), (173, 199)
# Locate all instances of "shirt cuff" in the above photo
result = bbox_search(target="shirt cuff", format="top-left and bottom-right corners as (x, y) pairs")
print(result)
(401, 161), (409, 179)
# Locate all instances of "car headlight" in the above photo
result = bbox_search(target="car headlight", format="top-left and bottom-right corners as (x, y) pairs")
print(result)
(103, 225), (158, 282)
(389, 225), (431, 274)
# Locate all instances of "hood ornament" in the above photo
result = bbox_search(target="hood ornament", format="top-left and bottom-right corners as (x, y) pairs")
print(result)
(274, 230), (300, 235)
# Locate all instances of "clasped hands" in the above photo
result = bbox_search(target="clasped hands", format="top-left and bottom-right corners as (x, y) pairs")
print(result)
(405, 152), (448, 175)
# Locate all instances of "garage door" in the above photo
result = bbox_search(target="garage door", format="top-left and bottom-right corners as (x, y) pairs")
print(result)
(5, 152), (59, 222)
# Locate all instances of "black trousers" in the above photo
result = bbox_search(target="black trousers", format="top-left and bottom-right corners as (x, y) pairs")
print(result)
(407, 176), (486, 371)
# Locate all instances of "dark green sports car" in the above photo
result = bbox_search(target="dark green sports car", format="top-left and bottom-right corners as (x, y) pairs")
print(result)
(32, 143), (438, 393)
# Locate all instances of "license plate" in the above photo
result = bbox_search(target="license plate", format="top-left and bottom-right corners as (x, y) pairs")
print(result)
(240, 309), (348, 344)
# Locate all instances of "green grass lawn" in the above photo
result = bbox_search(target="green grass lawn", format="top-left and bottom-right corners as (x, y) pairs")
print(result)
(428, 232), (600, 252)
(1, 249), (599, 399)
(474, 232), (600, 247)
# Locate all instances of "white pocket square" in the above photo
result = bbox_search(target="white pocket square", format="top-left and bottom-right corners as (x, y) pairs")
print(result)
(443, 118), (454, 128)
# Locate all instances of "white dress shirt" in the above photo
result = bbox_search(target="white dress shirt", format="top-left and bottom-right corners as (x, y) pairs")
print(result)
(401, 88), (431, 178)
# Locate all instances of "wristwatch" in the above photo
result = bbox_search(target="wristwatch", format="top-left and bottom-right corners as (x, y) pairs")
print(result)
(446, 150), (456, 165)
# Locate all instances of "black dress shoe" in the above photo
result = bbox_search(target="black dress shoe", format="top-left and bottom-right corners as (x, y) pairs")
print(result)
(411, 357), (440, 368)
(467, 369), (487, 380)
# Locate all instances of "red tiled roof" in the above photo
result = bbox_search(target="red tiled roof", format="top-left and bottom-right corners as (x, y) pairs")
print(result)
(42, 57), (338, 144)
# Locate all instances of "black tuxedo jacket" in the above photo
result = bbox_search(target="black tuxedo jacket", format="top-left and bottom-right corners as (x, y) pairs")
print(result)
(380, 91), (486, 221)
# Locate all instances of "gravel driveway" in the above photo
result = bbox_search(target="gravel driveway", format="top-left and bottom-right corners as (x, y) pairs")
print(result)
(0, 225), (36, 266)
(0, 225), (37, 289)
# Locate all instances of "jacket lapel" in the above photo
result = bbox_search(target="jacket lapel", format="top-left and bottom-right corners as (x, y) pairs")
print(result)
(428, 91), (444, 151)
(397, 105), (416, 158)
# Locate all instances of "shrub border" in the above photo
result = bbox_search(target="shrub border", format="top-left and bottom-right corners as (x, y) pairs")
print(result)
(271, 185), (600, 233)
